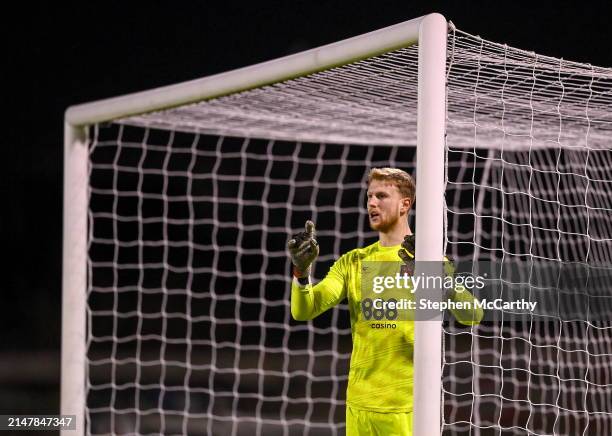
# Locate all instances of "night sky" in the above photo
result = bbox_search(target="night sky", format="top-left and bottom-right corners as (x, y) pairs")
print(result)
(4, 0), (612, 415)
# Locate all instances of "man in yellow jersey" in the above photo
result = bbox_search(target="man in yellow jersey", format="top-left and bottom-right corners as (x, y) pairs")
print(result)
(287, 167), (483, 436)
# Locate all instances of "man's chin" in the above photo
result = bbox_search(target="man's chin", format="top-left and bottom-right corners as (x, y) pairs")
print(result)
(369, 221), (385, 232)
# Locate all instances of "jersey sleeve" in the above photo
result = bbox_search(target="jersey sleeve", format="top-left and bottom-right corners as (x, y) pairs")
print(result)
(291, 255), (348, 321)
(443, 257), (484, 326)
(449, 286), (484, 326)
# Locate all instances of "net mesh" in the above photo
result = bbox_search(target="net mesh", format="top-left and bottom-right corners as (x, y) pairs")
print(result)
(84, 26), (612, 435)
(443, 28), (612, 435)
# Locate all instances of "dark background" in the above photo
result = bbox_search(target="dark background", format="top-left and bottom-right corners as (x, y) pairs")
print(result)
(3, 0), (612, 423)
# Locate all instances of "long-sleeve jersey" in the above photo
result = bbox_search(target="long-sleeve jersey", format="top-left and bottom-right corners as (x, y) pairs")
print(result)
(291, 240), (483, 413)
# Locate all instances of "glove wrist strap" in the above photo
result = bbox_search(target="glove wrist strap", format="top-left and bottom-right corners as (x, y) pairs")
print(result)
(292, 265), (310, 280)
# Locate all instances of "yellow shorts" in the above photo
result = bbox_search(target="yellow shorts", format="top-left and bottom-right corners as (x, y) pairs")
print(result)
(346, 406), (412, 436)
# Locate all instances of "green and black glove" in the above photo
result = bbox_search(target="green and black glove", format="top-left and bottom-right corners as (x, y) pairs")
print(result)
(287, 220), (319, 279)
(398, 234), (455, 275)
(398, 234), (416, 275)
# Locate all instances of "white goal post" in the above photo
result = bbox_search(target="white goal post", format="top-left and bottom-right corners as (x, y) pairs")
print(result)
(63, 13), (447, 435)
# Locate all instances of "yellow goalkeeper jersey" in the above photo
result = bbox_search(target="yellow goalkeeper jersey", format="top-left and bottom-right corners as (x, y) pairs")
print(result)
(291, 240), (482, 413)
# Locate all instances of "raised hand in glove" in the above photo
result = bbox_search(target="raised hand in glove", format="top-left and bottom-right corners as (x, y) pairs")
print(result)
(287, 220), (319, 278)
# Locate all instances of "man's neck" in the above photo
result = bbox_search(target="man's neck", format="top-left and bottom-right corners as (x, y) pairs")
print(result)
(379, 220), (412, 247)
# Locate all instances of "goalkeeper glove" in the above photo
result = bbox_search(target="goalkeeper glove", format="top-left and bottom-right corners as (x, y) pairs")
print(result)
(398, 234), (456, 273)
(287, 220), (319, 278)
(398, 234), (416, 275)
(399, 235), (461, 297)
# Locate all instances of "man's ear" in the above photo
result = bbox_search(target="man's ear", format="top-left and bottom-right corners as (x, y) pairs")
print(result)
(401, 197), (411, 214)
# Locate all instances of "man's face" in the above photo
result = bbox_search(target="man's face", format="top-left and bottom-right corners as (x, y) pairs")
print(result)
(367, 180), (410, 232)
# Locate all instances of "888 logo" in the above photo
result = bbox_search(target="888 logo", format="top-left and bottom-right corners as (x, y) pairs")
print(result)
(360, 298), (399, 321)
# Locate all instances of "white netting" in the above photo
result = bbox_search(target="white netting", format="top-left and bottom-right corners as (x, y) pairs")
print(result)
(84, 26), (612, 435)
(87, 125), (419, 435)
(442, 28), (612, 435)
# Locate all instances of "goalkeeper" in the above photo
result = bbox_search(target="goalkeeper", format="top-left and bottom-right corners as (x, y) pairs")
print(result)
(287, 167), (483, 436)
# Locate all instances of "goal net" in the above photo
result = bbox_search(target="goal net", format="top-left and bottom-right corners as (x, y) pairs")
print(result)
(79, 23), (612, 435)
(442, 29), (612, 435)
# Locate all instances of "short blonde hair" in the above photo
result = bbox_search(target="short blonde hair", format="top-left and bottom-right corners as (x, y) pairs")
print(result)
(368, 167), (416, 204)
